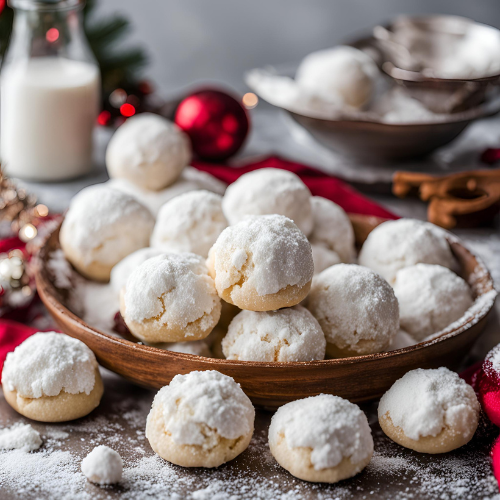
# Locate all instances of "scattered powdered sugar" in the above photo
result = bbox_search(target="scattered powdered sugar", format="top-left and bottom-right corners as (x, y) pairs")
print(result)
(124, 253), (219, 327)
(221, 168), (314, 236)
(378, 367), (480, 441)
(211, 214), (314, 297)
(150, 370), (255, 445)
(307, 264), (399, 353)
(358, 219), (456, 284)
(222, 306), (326, 362)
(309, 196), (355, 263)
(269, 394), (374, 470)
(60, 185), (154, 266)
(0, 423), (42, 452)
(109, 247), (165, 294)
(394, 264), (473, 341)
(150, 190), (228, 258)
(482, 341), (500, 377)
(106, 166), (226, 217)
(1, 332), (97, 398)
(81, 445), (123, 485)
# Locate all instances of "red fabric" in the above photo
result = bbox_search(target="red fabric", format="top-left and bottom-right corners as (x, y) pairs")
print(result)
(192, 156), (398, 220)
(0, 320), (38, 374)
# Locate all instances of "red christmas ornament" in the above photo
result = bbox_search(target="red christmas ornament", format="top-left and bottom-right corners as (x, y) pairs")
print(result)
(175, 89), (250, 161)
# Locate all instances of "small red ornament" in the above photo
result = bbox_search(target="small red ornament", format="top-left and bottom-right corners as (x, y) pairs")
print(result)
(175, 89), (250, 161)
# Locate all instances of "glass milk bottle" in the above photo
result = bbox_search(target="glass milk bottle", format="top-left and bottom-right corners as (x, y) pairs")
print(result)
(1, 0), (100, 181)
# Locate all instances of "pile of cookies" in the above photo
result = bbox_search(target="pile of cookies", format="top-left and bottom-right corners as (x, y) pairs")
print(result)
(10, 112), (479, 484)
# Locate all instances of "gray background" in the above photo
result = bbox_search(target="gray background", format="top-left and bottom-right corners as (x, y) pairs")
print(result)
(98, 0), (500, 95)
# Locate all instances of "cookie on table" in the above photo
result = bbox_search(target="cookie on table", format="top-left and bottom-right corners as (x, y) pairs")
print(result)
(358, 218), (456, 284)
(1, 332), (103, 422)
(106, 113), (191, 191)
(222, 306), (326, 362)
(307, 264), (399, 357)
(221, 168), (314, 236)
(378, 367), (480, 453)
(269, 394), (373, 483)
(60, 185), (154, 282)
(146, 370), (255, 468)
(207, 214), (314, 311)
(120, 253), (221, 343)
(81, 445), (123, 485)
(393, 264), (473, 341)
(151, 190), (228, 258)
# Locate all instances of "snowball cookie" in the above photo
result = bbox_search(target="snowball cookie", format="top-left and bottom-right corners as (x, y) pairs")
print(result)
(106, 113), (191, 191)
(121, 253), (221, 343)
(207, 215), (314, 311)
(1, 332), (103, 422)
(311, 244), (341, 275)
(358, 219), (456, 284)
(151, 190), (228, 258)
(309, 196), (355, 265)
(222, 306), (326, 362)
(307, 264), (399, 357)
(394, 264), (473, 341)
(152, 340), (212, 358)
(106, 166), (226, 217)
(60, 185), (155, 282)
(269, 394), (373, 483)
(222, 168), (314, 236)
(296, 46), (378, 108)
(82, 445), (123, 485)
(378, 367), (480, 454)
(110, 247), (164, 294)
(146, 370), (255, 467)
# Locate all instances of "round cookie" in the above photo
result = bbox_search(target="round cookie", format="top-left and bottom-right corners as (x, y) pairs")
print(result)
(378, 367), (480, 453)
(296, 46), (378, 108)
(311, 244), (341, 275)
(309, 196), (355, 264)
(152, 340), (212, 358)
(110, 247), (164, 294)
(222, 168), (314, 236)
(81, 445), (123, 485)
(393, 264), (473, 341)
(151, 190), (228, 257)
(1, 332), (103, 422)
(207, 215), (314, 311)
(106, 166), (226, 217)
(269, 394), (373, 483)
(60, 185), (155, 282)
(358, 218), (456, 284)
(307, 264), (399, 357)
(121, 253), (221, 343)
(106, 113), (191, 191)
(146, 370), (255, 467)
(222, 306), (326, 362)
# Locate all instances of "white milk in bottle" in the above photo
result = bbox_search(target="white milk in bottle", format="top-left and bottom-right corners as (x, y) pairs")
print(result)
(1, 57), (100, 180)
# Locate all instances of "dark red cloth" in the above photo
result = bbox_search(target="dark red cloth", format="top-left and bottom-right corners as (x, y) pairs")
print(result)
(0, 320), (38, 374)
(192, 156), (398, 220)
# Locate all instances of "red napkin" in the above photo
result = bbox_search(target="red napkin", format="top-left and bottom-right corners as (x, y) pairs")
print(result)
(192, 156), (398, 220)
(0, 156), (397, 373)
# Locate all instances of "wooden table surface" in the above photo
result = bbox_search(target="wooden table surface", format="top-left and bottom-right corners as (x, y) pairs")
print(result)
(0, 368), (498, 500)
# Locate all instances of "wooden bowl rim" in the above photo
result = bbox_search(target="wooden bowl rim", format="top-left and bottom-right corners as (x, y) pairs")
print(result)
(35, 217), (497, 370)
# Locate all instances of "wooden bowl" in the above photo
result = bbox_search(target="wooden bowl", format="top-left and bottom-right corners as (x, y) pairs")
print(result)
(35, 215), (496, 409)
